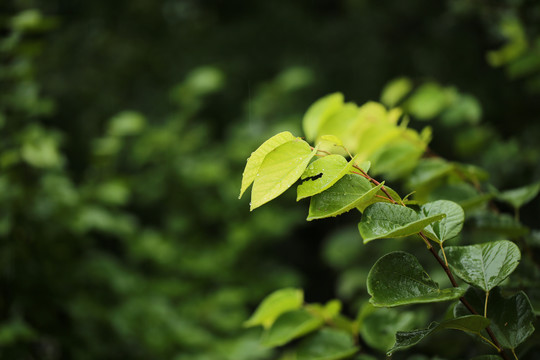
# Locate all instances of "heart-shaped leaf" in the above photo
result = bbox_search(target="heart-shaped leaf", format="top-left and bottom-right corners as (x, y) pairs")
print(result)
(388, 315), (490, 355)
(261, 309), (324, 347)
(244, 288), (303, 328)
(358, 203), (445, 243)
(297, 154), (350, 200)
(455, 287), (535, 350)
(444, 240), (521, 292)
(250, 140), (317, 210)
(367, 251), (466, 307)
(421, 200), (464, 244)
(239, 131), (296, 198)
(307, 174), (382, 220)
(296, 328), (358, 360)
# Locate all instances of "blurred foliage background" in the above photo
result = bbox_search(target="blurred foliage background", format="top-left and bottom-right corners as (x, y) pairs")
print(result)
(1, 0), (540, 359)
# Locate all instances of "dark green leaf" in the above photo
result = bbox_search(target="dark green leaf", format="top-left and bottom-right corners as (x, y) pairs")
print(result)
(296, 328), (358, 360)
(497, 182), (540, 209)
(307, 174), (381, 220)
(388, 315), (490, 355)
(421, 200), (464, 244)
(455, 287), (535, 350)
(367, 251), (466, 307)
(445, 240), (521, 292)
(358, 203), (445, 243)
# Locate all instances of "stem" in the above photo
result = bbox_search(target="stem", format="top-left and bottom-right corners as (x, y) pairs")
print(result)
(484, 291), (490, 318)
(352, 165), (397, 204)
(477, 334), (500, 351)
(424, 238), (510, 360)
(357, 172), (511, 358)
(440, 244), (448, 266)
(511, 348), (519, 360)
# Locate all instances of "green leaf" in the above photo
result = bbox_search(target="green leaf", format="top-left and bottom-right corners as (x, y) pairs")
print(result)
(296, 328), (358, 360)
(239, 131), (296, 199)
(441, 94), (482, 126)
(262, 309), (324, 347)
(250, 140), (317, 210)
(359, 306), (420, 352)
(303, 93), (344, 142)
(107, 111), (146, 136)
(297, 155), (351, 200)
(244, 288), (304, 328)
(307, 175), (382, 220)
(380, 77), (413, 107)
(455, 287), (535, 350)
(444, 240), (521, 292)
(470, 356), (503, 360)
(421, 200), (464, 244)
(407, 158), (454, 189)
(388, 315), (490, 355)
(406, 82), (452, 120)
(497, 182), (540, 209)
(473, 212), (529, 238)
(358, 203), (445, 243)
(367, 251), (466, 307)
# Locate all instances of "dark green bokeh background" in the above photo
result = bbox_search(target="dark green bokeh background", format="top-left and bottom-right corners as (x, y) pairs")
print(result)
(1, 0), (539, 359)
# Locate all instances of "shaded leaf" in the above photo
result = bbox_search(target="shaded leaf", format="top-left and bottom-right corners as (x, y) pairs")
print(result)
(251, 140), (317, 210)
(388, 315), (490, 355)
(307, 174), (381, 220)
(359, 306), (420, 352)
(245, 288), (303, 328)
(239, 131), (296, 198)
(262, 309), (324, 347)
(455, 287), (535, 350)
(358, 203), (445, 243)
(406, 83), (452, 120)
(367, 251), (466, 307)
(421, 200), (464, 244)
(497, 182), (540, 210)
(445, 240), (521, 292)
(296, 328), (358, 360)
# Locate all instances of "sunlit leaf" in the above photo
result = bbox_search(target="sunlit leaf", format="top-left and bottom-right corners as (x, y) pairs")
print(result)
(297, 155), (350, 200)
(367, 251), (466, 307)
(244, 288), (304, 328)
(303, 93), (344, 142)
(262, 309), (324, 347)
(239, 131), (296, 199)
(380, 77), (413, 107)
(444, 240), (521, 292)
(250, 140), (317, 210)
